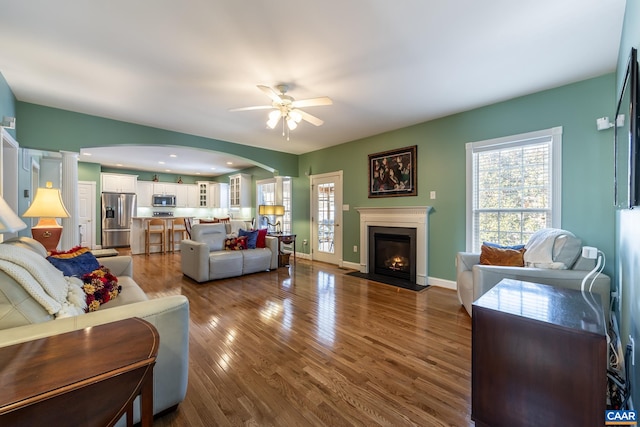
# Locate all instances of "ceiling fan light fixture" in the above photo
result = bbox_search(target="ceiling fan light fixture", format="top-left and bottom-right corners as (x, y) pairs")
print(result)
(289, 110), (302, 123)
(267, 117), (280, 129)
(286, 116), (298, 130)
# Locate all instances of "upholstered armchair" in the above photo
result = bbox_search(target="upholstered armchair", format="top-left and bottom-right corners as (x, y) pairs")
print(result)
(456, 229), (611, 318)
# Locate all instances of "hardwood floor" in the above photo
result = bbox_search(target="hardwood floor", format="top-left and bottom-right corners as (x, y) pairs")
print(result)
(129, 252), (473, 426)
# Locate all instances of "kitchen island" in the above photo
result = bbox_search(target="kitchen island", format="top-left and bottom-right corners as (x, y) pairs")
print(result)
(131, 217), (192, 255)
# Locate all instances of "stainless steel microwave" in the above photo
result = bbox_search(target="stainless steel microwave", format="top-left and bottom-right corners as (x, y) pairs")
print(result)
(152, 194), (176, 207)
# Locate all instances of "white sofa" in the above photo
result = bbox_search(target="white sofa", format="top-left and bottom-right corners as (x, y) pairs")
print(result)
(181, 222), (278, 282)
(0, 237), (189, 426)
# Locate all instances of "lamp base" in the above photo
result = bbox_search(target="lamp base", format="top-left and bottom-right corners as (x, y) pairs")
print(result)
(31, 219), (63, 253)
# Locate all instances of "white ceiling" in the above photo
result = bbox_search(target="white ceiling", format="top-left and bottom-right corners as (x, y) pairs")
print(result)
(0, 0), (627, 175)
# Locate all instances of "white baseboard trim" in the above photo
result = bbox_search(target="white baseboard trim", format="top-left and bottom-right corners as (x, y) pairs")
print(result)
(428, 277), (457, 290)
(294, 252), (312, 260)
(342, 261), (360, 270)
(295, 257), (457, 291)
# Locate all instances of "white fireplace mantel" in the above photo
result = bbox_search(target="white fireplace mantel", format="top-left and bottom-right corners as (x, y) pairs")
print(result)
(355, 206), (432, 286)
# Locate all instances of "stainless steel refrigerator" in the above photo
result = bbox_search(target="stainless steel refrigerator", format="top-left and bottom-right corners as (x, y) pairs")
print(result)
(101, 192), (136, 248)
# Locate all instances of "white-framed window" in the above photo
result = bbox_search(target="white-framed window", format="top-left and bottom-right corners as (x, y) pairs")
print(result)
(466, 127), (562, 252)
(256, 176), (292, 233)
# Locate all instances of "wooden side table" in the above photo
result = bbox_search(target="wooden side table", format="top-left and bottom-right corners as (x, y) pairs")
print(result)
(269, 233), (296, 267)
(0, 317), (159, 427)
(472, 279), (607, 427)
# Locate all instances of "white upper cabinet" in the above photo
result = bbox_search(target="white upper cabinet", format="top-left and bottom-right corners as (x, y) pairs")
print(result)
(229, 174), (251, 208)
(101, 173), (137, 193)
(136, 181), (154, 207)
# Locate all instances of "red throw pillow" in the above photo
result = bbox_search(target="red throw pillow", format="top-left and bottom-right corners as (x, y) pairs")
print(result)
(256, 228), (268, 248)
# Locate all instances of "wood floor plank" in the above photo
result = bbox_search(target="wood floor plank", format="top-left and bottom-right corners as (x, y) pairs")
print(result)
(127, 252), (473, 426)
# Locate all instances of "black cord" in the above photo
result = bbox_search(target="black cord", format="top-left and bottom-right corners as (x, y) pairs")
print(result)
(622, 343), (633, 409)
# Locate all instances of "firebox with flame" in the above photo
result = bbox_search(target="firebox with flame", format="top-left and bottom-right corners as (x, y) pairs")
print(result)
(384, 256), (409, 272)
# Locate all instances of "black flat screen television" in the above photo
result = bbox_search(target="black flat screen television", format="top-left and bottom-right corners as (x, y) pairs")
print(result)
(615, 47), (640, 209)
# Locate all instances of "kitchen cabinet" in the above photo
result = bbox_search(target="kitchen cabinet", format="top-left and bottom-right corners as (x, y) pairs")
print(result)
(175, 184), (196, 208)
(229, 173), (251, 208)
(153, 182), (177, 196)
(137, 181), (154, 207)
(186, 185), (199, 208)
(101, 173), (137, 193)
(196, 181), (228, 208)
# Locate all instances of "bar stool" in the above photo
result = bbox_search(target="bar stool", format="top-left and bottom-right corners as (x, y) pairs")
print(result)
(169, 218), (188, 252)
(145, 218), (166, 255)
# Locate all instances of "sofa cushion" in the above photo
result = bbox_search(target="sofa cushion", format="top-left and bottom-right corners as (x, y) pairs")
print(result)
(479, 244), (525, 267)
(47, 247), (100, 278)
(0, 270), (54, 329)
(239, 229), (259, 249)
(209, 251), (243, 280)
(191, 223), (227, 251)
(99, 275), (148, 309)
(242, 248), (273, 274)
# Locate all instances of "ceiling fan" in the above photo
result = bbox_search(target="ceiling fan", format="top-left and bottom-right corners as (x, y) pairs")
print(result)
(230, 84), (332, 139)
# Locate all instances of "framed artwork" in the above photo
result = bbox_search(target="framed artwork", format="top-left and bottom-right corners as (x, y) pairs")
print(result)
(368, 145), (417, 198)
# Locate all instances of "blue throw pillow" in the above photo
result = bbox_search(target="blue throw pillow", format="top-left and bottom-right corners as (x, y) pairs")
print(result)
(483, 241), (526, 250)
(238, 229), (259, 249)
(47, 246), (101, 278)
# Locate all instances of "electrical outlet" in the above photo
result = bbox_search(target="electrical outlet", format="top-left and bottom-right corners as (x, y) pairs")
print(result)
(303, 239), (308, 245)
(581, 246), (598, 259)
(353, 245), (358, 253)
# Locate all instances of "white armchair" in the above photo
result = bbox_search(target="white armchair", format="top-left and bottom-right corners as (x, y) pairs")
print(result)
(456, 229), (611, 318)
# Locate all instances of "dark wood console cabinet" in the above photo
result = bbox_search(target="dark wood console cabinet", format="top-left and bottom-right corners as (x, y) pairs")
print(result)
(472, 279), (607, 427)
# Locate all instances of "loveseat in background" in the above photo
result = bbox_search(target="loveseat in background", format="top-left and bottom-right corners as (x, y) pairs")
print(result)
(181, 222), (278, 282)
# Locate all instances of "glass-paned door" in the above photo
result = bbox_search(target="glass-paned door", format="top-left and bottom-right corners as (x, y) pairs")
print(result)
(311, 172), (342, 265)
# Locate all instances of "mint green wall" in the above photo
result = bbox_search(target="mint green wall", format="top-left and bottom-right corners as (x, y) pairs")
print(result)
(15, 102), (299, 177)
(615, 0), (640, 408)
(299, 74), (616, 282)
(0, 73), (16, 140)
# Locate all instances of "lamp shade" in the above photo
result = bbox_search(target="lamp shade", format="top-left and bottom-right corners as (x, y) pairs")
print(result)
(259, 205), (285, 216)
(23, 187), (70, 219)
(0, 195), (27, 233)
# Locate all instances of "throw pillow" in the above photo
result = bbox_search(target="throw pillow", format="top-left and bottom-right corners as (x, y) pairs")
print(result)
(47, 246), (101, 278)
(479, 244), (525, 267)
(225, 236), (248, 251)
(483, 241), (525, 250)
(255, 228), (268, 248)
(82, 266), (121, 312)
(238, 228), (259, 249)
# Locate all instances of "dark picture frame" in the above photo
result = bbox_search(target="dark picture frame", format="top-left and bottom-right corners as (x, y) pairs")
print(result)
(368, 145), (417, 198)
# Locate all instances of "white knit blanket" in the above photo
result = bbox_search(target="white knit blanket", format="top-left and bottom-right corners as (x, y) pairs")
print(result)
(524, 228), (569, 269)
(0, 245), (86, 318)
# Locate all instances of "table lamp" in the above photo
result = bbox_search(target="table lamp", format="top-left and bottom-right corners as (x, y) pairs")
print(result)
(258, 204), (285, 233)
(22, 182), (70, 252)
(0, 194), (27, 235)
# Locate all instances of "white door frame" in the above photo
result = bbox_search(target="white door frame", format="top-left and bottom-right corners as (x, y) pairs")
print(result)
(310, 171), (343, 266)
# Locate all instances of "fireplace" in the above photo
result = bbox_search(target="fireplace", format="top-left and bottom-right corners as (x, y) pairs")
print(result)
(356, 206), (431, 287)
(369, 226), (417, 283)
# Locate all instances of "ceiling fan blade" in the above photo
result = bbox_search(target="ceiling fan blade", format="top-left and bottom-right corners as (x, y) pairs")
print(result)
(295, 109), (324, 126)
(291, 96), (333, 108)
(257, 85), (284, 103)
(229, 105), (274, 112)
